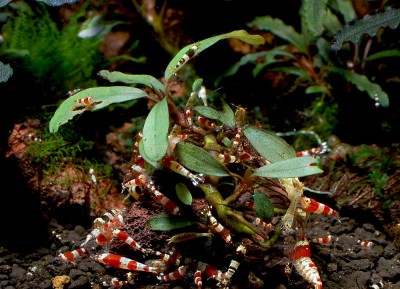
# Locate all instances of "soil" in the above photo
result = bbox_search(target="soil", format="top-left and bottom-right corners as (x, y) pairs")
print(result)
(0, 119), (399, 289)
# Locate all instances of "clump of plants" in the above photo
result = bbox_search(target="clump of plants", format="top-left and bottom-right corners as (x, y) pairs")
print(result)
(51, 30), (339, 289)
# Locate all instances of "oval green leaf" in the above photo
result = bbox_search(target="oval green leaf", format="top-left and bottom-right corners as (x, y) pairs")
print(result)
(175, 183), (193, 205)
(243, 126), (296, 163)
(175, 142), (230, 177)
(49, 86), (147, 133)
(193, 106), (221, 120)
(220, 101), (235, 129)
(142, 98), (169, 162)
(254, 190), (274, 222)
(253, 155), (323, 178)
(145, 214), (195, 231)
(97, 70), (165, 94)
(165, 30), (265, 82)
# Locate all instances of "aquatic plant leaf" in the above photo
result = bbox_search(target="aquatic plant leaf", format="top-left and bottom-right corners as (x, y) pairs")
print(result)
(254, 190), (274, 221)
(36, 0), (79, 6)
(247, 16), (308, 54)
(243, 126), (296, 163)
(254, 156), (323, 178)
(366, 49), (400, 61)
(330, 67), (389, 107)
(175, 142), (230, 176)
(192, 78), (204, 93)
(142, 98), (169, 162)
(305, 85), (327, 94)
(165, 30), (265, 82)
(145, 214), (195, 231)
(176, 183), (192, 205)
(0, 0), (12, 7)
(138, 140), (161, 169)
(331, 7), (400, 51)
(302, 0), (328, 37)
(329, 0), (356, 23)
(219, 100), (235, 129)
(193, 106), (221, 120)
(0, 61), (13, 82)
(49, 86), (147, 133)
(97, 70), (165, 94)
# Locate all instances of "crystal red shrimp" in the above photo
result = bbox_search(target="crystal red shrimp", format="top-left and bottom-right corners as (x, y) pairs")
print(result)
(95, 253), (158, 273)
(158, 265), (188, 283)
(196, 116), (221, 131)
(357, 239), (373, 248)
(296, 143), (328, 157)
(57, 247), (92, 263)
(75, 96), (93, 105)
(112, 229), (148, 254)
(193, 269), (202, 288)
(147, 180), (181, 215)
(205, 209), (232, 244)
(300, 196), (339, 217)
(311, 235), (332, 245)
(162, 156), (204, 186)
(231, 127), (242, 151)
(291, 239), (323, 289)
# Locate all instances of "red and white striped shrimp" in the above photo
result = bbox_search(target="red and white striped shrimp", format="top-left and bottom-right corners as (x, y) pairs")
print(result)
(75, 96), (93, 105)
(171, 44), (199, 74)
(231, 127), (242, 151)
(291, 239), (322, 289)
(147, 249), (181, 266)
(112, 229), (147, 254)
(205, 209), (232, 244)
(147, 180), (181, 215)
(158, 265), (188, 283)
(196, 116), (221, 131)
(162, 156), (204, 186)
(194, 269), (202, 288)
(57, 247), (92, 263)
(67, 88), (82, 96)
(311, 235), (332, 245)
(296, 143), (328, 157)
(300, 196), (339, 218)
(252, 217), (273, 233)
(214, 244), (246, 280)
(95, 253), (158, 273)
(357, 239), (373, 249)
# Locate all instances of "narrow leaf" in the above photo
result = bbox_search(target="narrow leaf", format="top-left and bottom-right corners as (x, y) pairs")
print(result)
(254, 156), (323, 178)
(248, 16), (308, 54)
(254, 190), (274, 222)
(142, 98), (169, 162)
(165, 30), (265, 82)
(175, 183), (192, 205)
(331, 7), (400, 51)
(49, 86), (147, 133)
(175, 142), (230, 176)
(366, 49), (400, 61)
(330, 67), (389, 107)
(243, 126), (296, 163)
(97, 70), (165, 94)
(145, 214), (195, 231)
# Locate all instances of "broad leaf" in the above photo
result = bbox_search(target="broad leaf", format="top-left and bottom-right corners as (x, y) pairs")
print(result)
(330, 67), (389, 107)
(243, 126), (296, 163)
(36, 0), (78, 6)
(193, 106), (221, 120)
(254, 156), (323, 178)
(220, 101), (235, 129)
(331, 7), (400, 51)
(165, 30), (265, 82)
(49, 86), (147, 133)
(145, 214), (195, 231)
(142, 98), (169, 162)
(248, 16), (308, 54)
(175, 142), (230, 176)
(97, 70), (165, 94)
(302, 0), (328, 38)
(176, 183), (192, 205)
(254, 190), (274, 222)
(138, 140), (161, 169)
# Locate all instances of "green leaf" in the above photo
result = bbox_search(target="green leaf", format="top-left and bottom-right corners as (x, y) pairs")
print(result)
(219, 100), (235, 129)
(97, 70), (165, 94)
(0, 61), (13, 82)
(331, 7), (400, 51)
(49, 86), (147, 133)
(248, 16), (308, 54)
(302, 0), (328, 38)
(138, 140), (161, 169)
(165, 30), (265, 82)
(192, 78), (204, 93)
(142, 98), (169, 162)
(366, 49), (400, 62)
(243, 126), (296, 163)
(330, 67), (389, 107)
(254, 190), (274, 222)
(175, 142), (230, 176)
(193, 106), (221, 120)
(145, 214), (195, 231)
(253, 156), (323, 178)
(330, 0), (356, 23)
(175, 183), (193, 205)
(305, 85), (327, 94)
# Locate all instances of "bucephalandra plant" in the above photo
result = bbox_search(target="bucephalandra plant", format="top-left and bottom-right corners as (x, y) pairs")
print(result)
(51, 30), (340, 289)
